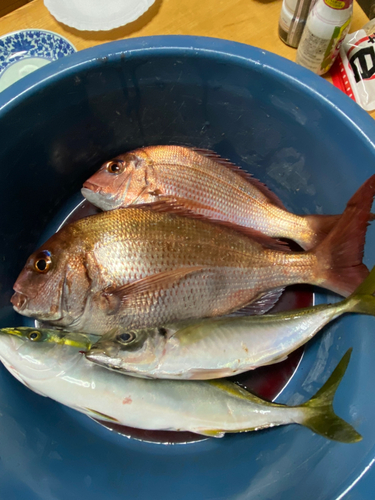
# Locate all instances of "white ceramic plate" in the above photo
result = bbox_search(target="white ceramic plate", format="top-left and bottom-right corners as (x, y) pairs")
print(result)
(44, 0), (155, 31)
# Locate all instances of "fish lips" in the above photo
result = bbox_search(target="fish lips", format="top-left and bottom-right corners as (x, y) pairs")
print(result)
(81, 186), (120, 211)
(82, 181), (101, 194)
(82, 170), (133, 209)
(86, 346), (123, 370)
(12, 272), (41, 313)
(10, 291), (28, 312)
(11, 290), (63, 322)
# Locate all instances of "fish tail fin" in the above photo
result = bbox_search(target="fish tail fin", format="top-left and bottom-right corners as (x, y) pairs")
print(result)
(300, 349), (362, 443)
(342, 265), (375, 315)
(303, 213), (375, 251)
(312, 175), (375, 296)
(302, 214), (341, 250)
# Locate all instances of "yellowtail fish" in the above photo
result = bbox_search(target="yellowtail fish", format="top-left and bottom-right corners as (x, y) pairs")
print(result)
(0, 331), (361, 442)
(86, 266), (375, 379)
(82, 145), (345, 250)
(11, 175), (375, 335)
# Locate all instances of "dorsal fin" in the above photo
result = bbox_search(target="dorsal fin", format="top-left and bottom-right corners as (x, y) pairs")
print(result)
(134, 201), (291, 252)
(191, 147), (286, 210)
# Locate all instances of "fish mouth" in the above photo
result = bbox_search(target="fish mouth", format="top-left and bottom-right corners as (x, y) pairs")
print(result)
(0, 331), (23, 349)
(81, 186), (102, 203)
(81, 187), (121, 211)
(11, 291), (64, 322)
(86, 347), (121, 368)
(82, 181), (101, 194)
(10, 291), (28, 312)
(0, 335), (27, 383)
(0, 330), (27, 357)
(82, 172), (134, 210)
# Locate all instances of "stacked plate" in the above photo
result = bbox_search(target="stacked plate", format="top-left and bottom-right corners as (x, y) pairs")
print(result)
(0, 29), (75, 92)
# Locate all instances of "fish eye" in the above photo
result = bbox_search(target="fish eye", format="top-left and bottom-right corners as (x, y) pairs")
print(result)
(106, 160), (125, 175)
(117, 332), (136, 344)
(27, 330), (42, 342)
(34, 251), (52, 273)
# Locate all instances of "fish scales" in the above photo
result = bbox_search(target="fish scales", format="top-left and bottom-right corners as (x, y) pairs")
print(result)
(78, 209), (314, 333)
(12, 207), (318, 334)
(82, 145), (340, 249)
(86, 266), (375, 380)
(151, 147), (297, 233)
(12, 173), (375, 335)
(0, 332), (361, 442)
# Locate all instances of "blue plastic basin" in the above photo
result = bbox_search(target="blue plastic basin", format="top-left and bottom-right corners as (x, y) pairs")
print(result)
(0, 36), (374, 500)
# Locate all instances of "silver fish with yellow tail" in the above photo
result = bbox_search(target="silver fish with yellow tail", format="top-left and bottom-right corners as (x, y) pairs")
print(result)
(0, 329), (362, 442)
(87, 265), (375, 379)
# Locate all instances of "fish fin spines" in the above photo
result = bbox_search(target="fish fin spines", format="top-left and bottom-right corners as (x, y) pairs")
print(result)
(300, 349), (362, 443)
(313, 175), (375, 296)
(227, 287), (285, 316)
(136, 200), (291, 251)
(84, 408), (120, 422)
(191, 147), (286, 209)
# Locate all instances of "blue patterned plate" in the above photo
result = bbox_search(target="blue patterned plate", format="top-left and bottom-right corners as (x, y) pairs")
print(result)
(0, 29), (76, 92)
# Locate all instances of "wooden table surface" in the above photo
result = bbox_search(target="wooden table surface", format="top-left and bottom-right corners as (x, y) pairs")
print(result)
(0, 0), (372, 115)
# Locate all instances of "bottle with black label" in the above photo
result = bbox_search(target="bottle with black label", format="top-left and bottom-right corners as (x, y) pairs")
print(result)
(296, 0), (353, 75)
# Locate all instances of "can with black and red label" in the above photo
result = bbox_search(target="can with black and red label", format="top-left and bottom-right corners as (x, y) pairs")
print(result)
(331, 19), (375, 111)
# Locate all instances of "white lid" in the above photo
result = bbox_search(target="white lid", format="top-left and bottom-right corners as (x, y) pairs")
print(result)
(44, 0), (156, 31)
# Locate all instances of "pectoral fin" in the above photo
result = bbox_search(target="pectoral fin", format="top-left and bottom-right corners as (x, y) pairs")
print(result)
(208, 379), (279, 407)
(185, 367), (240, 379)
(260, 355), (288, 366)
(101, 266), (206, 314)
(197, 429), (225, 438)
(84, 407), (120, 422)
(228, 287), (285, 316)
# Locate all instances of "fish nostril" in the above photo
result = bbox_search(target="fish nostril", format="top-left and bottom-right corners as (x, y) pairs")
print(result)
(10, 292), (27, 310)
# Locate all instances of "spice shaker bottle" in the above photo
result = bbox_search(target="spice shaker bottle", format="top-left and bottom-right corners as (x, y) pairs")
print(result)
(279, 0), (316, 48)
(296, 0), (353, 75)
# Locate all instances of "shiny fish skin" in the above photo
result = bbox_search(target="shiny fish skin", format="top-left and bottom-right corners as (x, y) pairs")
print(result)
(0, 334), (361, 442)
(86, 265), (375, 379)
(0, 326), (95, 350)
(11, 173), (375, 336)
(82, 145), (342, 250)
(13, 207), (314, 334)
